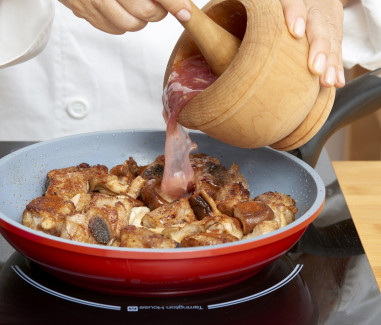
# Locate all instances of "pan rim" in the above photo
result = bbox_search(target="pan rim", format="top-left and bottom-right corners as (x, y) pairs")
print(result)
(0, 129), (326, 258)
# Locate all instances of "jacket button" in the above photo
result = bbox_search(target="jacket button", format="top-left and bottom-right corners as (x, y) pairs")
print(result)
(66, 100), (89, 119)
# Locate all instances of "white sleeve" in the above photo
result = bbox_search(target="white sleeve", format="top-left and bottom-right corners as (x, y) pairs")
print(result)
(0, 0), (54, 68)
(342, 0), (381, 71)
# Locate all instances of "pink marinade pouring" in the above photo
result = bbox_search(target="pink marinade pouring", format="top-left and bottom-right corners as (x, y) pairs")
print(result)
(161, 55), (218, 199)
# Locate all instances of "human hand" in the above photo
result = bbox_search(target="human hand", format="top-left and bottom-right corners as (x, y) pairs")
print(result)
(280, 0), (345, 88)
(58, 0), (192, 34)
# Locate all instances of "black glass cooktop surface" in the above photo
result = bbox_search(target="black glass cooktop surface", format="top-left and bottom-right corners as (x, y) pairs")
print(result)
(0, 142), (380, 325)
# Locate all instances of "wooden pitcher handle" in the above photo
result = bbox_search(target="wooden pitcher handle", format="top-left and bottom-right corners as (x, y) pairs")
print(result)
(179, 1), (241, 76)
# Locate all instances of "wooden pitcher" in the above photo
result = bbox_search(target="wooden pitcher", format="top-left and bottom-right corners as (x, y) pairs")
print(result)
(164, 0), (336, 151)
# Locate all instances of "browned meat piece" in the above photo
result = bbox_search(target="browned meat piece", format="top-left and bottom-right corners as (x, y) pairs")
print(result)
(188, 193), (213, 220)
(70, 193), (91, 211)
(62, 195), (131, 245)
(215, 182), (250, 202)
(90, 189), (143, 211)
(123, 196), (146, 208)
(120, 225), (179, 248)
(203, 215), (243, 239)
(190, 153), (224, 197)
(99, 157), (145, 196)
(90, 173), (130, 196)
(139, 155), (165, 180)
(22, 196), (75, 235)
(88, 215), (112, 244)
(126, 176), (147, 199)
(129, 206), (150, 227)
(181, 232), (239, 247)
(254, 191), (297, 227)
(110, 157), (140, 180)
(233, 201), (275, 235)
(162, 222), (205, 243)
(243, 220), (279, 239)
(215, 182), (250, 217)
(88, 193), (133, 213)
(86, 194), (131, 241)
(224, 163), (249, 189)
(62, 213), (97, 244)
(141, 198), (196, 229)
(140, 179), (169, 210)
(190, 189), (222, 219)
(126, 157), (140, 176)
(62, 193), (133, 245)
(82, 207), (120, 244)
(92, 177), (146, 203)
(63, 213), (124, 246)
(190, 154), (249, 200)
(46, 163), (108, 200)
(47, 161), (140, 199)
(110, 161), (130, 178)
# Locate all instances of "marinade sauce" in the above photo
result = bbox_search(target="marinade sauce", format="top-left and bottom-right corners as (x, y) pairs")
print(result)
(161, 55), (218, 199)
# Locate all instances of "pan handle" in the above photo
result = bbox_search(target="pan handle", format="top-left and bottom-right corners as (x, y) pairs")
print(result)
(289, 68), (381, 167)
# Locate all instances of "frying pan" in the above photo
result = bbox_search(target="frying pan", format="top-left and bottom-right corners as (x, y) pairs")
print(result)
(0, 70), (381, 297)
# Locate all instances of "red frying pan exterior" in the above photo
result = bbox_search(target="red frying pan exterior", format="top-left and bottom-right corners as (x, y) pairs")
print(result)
(1, 220), (319, 296)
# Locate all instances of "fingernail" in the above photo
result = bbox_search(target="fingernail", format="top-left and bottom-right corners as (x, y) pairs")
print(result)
(294, 17), (305, 37)
(176, 9), (191, 22)
(337, 70), (346, 85)
(325, 66), (336, 86)
(313, 53), (327, 75)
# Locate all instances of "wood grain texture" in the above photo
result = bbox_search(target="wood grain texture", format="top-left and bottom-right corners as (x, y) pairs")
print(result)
(332, 161), (381, 291)
(180, 1), (241, 76)
(165, 0), (334, 149)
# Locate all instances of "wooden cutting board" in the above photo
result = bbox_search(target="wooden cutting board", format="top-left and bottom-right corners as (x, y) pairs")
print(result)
(333, 161), (381, 290)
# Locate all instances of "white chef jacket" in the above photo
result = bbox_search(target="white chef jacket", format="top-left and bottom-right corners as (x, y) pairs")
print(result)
(0, 0), (208, 141)
(342, 0), (381, 71)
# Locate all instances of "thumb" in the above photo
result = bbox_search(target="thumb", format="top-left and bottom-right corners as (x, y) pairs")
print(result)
(155, 0), (192, 22)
